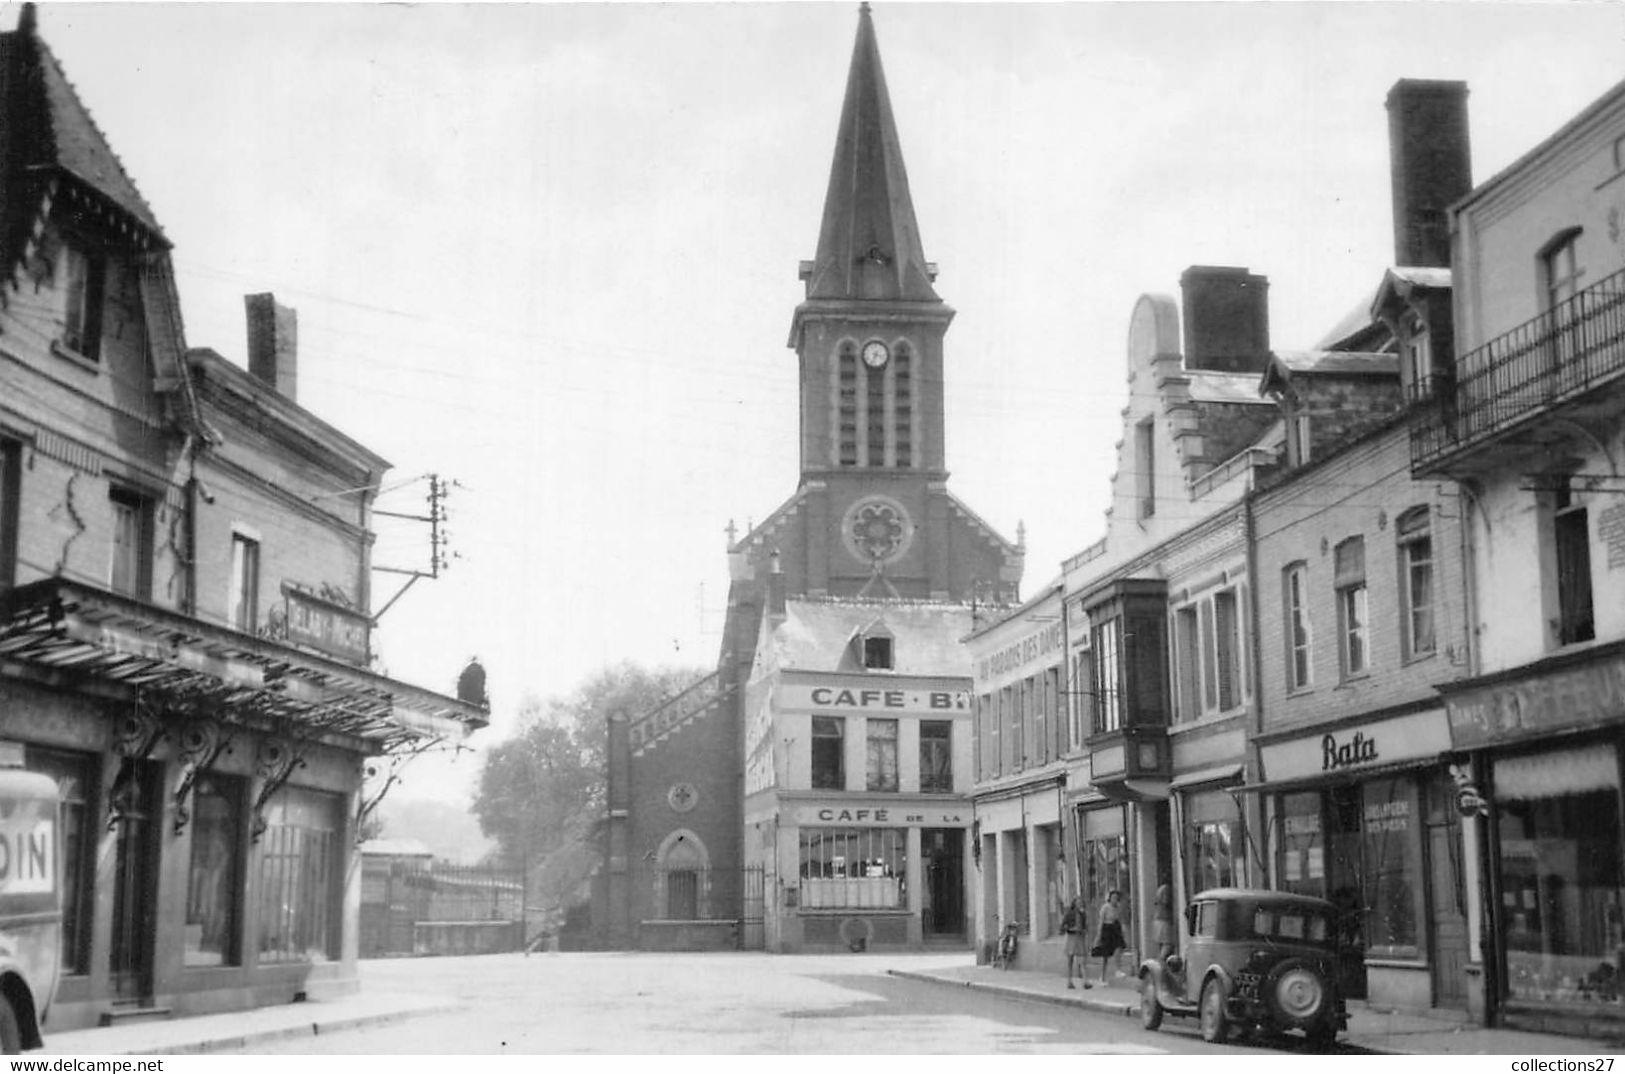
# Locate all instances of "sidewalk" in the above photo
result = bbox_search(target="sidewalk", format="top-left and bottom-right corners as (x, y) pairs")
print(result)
(887, 963), (1617, 1055)
(37, 990), (458, 1056)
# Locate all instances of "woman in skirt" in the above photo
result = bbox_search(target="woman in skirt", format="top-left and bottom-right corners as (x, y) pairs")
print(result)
(1061, 896), (1091, 989)
(1094, 889), (1127, 981)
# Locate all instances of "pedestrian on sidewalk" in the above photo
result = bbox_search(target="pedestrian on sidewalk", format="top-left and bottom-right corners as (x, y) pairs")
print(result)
(1152, 878), (1175, 960)
(1092, 889), (1127, 982)
(1061, 896), (1091, 989)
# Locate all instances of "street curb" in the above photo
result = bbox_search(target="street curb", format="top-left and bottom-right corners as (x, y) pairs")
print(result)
(885, 968), (1411, 1055)
(886, 968), (1138, 1018)
(49, 997), (463, 1056)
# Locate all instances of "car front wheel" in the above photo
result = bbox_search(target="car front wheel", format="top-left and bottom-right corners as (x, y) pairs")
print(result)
(1139, 974), (1164, 1031)
(1199, 978), (1230, 1044)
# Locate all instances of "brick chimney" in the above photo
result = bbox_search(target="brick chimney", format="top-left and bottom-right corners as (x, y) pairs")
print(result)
(1179, 266), (1270, 373)
(1386, 79), (1472, 268)
(245, 293), (297, 400)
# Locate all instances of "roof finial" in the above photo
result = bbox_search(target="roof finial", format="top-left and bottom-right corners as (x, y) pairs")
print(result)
(859, 2), (871, 14)
(18, 3), (37, 35)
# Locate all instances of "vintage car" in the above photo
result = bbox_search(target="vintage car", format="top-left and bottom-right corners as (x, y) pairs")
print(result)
(1138, 888), (1347, 1049)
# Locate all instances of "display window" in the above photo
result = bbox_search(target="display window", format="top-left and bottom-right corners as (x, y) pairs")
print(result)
(798, 827), (906, 909)
(1494, 743), (1624, 1007)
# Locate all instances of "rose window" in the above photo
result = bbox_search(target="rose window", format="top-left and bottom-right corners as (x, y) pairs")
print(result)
(843, 497), (913, 565)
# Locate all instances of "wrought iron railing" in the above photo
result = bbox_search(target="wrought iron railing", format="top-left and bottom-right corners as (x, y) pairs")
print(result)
(1412, 266), (1625, 470)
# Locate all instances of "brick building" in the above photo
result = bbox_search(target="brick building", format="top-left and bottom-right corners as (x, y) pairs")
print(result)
(0, 6), (485, 1030)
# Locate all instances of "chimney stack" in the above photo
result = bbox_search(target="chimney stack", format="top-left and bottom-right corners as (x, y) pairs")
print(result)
(1386, 79), (1472, 268)
(245, 293), (297, 401)
(1179, 266), (1270, 373)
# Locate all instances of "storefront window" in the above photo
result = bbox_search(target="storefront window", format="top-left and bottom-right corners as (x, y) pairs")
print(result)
(26, 747), (93, 975)
(185, 774), (242, 966)
(1361, 777), (1421, 956)
(1186, 789), (1246, 894)
(1278, 791), (1325, 898)
(1495, 744), (1623, 1007)
(798, 827), (905, 909)
(258, 786), (340, 963)
(1077, 805), (1130, 934)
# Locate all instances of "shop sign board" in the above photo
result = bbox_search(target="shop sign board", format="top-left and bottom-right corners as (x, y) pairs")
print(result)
(973, 619), (1065, 689)
(1260, 708), (1451, 782)
(792, 803), (968, 827)
(1445, 650), (1625, 749)
(284, 587), (370, 665)
(778, 684), (969, 716)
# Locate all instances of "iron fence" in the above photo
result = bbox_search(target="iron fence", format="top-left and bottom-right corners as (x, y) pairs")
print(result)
(360, 857), (524, 957)
(1412, 266), (1625, 471)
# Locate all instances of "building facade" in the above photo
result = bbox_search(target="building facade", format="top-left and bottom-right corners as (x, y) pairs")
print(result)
(1413, 74), (1625, 1038)
(747, 596), (975, 951)
(0, 7), (485, 1030)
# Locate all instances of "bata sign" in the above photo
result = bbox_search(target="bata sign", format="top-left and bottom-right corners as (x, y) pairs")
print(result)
(780, 685), (969, 715)
(1260, 708), (1450, 783)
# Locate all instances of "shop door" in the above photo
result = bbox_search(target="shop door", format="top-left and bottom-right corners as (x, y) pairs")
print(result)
(1328, 785), (1368, 1001)
(1425, 776), (1469, 1010)
(923, 828), (964, 936)
(109, 761), (160, 1003)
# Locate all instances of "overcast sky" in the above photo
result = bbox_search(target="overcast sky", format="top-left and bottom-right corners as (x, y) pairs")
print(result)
(33, 1), (1625, 803)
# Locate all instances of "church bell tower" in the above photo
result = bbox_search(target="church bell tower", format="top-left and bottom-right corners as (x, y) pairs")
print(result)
(789, 3), (952, 481)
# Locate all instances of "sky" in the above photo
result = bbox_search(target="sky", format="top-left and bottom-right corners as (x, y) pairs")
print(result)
(29, 1), (1625, 805)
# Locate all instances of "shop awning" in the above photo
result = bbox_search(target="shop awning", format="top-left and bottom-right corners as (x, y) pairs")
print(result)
(1170, 764), (1244, 790)
(0, 579), (487, 752)
(1228, 756), (1447, 796)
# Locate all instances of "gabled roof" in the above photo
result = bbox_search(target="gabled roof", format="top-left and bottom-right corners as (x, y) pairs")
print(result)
(771, 598), (972, 677)
(1311, 282), (1392, 353)
(0, 4), (166, 274)
(1259, 350), (1399, 396)
(801, 4), (938, 303)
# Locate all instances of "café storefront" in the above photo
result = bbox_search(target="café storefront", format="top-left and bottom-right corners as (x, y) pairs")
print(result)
(1441, 641), (1625, 1037)
(1253, 705), (1468, 1014)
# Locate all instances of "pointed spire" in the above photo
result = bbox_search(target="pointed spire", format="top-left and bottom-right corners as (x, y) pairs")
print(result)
(804, 5), (938, 303)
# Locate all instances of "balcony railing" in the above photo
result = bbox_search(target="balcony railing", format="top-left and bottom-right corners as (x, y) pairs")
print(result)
(1412, 265), (1625, 471)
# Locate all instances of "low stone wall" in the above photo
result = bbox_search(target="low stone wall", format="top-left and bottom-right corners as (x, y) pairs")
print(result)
(638, 920), (738, 951)
(413, 920), (523, 957)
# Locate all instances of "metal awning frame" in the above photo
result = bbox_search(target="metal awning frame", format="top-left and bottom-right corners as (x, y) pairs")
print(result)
(0, 579), (487, 753)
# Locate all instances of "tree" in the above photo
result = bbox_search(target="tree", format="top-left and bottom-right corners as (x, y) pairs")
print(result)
(471, 661), (706, 917)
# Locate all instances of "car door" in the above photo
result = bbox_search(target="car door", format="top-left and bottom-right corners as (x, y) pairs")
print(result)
(1182, 899), (1221, 1003)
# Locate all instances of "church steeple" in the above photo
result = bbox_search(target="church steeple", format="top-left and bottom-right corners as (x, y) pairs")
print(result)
(800, 3), (939, 304)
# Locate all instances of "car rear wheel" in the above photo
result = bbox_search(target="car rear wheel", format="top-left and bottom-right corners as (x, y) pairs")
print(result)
(1199, 978), (1230, 1044)
(1139, 974), (1164, 1031)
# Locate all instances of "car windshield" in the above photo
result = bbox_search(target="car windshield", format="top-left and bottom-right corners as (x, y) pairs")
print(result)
(1250, 906), (1332, 945)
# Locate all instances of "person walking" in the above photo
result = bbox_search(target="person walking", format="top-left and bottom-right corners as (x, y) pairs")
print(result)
(1152, 878), (1175, 960)
(1093, 889), (1127, 982)
(1061, 895), (1091, 989)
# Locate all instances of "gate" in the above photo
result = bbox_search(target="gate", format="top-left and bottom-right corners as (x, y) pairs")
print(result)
(739, 864), (765, 950)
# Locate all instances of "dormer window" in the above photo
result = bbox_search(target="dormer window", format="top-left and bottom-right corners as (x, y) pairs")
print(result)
(61, 243), (107, 362)
(1399, 311), (1434, 404)
(863, 635), (894, 670)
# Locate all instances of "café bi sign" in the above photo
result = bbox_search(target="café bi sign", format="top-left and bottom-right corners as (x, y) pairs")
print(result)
(778, 685), (970, 715)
